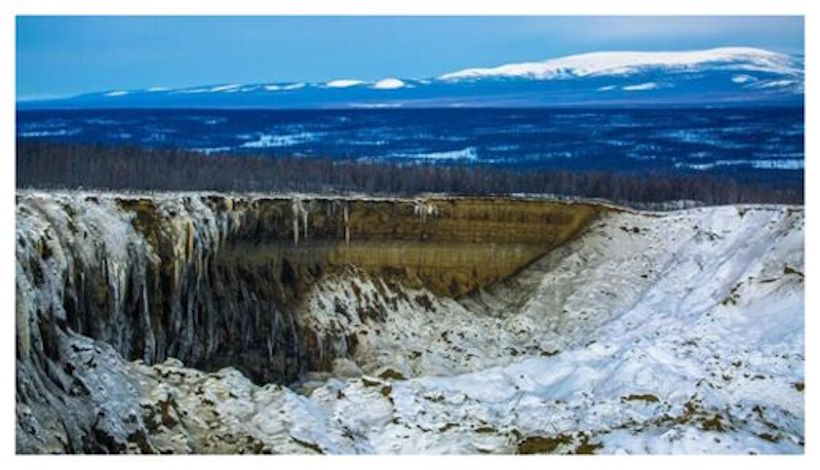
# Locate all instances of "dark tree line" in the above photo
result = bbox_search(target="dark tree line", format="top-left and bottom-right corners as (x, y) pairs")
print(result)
(16, 140), (803, 206)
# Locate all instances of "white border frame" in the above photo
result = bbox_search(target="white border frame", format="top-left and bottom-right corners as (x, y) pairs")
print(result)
(2, 2), (813, 469)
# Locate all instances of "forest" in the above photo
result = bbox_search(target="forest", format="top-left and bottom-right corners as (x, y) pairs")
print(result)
(16, 140), (804, 206)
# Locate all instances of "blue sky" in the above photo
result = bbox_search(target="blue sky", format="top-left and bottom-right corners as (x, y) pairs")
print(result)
(16, 16), (803, 99)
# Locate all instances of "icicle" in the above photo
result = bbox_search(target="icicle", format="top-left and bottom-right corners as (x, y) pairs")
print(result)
(291, 198), (301, 245)
(303, 203), (309, 240)
(343, 202), (350, 245)
(414, 199), (427, 224)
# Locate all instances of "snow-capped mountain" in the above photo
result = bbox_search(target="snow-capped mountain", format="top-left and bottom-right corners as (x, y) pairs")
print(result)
(438, 47), (801, 80)
(19, 47), (803, 109)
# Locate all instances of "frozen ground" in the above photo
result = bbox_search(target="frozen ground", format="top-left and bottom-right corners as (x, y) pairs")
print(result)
(128, 204), (804, 454)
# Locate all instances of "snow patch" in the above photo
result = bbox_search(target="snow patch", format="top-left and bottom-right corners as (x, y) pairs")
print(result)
(732, 74), (756, 84)
(390, 147), (479, 161)
(19, 128), (81, 138)
(240, 132), (319, 148)
(326, 79), (365, 88)
(265, 83), (306, 91)
(753, 80), (797, 89)
(192, 146), (233, 155)
(176, 87), (211, 94)
(622, 82), (659, 91)
(677, 159), (804, 171)
(373, 78), (406, 90)
(349, 102), (403, 109)
(210, 84), (241, 92)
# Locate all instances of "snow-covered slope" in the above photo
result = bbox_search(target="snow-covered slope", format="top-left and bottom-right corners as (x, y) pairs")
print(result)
(439, 47), (800, 80)
(16, 193), (804, 454)
(18, 47), (803, 109)
(216, 205), (803, 454)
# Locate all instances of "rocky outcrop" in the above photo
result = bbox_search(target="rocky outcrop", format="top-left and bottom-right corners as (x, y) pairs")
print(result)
(15, 191), (603, 453)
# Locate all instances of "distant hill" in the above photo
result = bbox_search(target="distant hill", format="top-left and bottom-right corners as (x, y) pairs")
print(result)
(18, 47), (804, 109)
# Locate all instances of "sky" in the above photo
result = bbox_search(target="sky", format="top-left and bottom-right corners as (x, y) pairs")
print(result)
(16, 16), (804, 100)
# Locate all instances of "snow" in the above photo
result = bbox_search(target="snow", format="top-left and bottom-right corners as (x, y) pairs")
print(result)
(750, 159), (804, 170)
(326, 78), (404, 89)
(753, 80), (797, 89)
(192, 146), (233, 155)
(438, 47), (799, 81)
(732, 74), (756, 84)
(373, 78), (406, 90)
(16, 191), (805, 454)
(348, 102), (403, 109)
(388, 147), (479, 161)
(176, 87), (211, 94)
(285, 205), (803, 454)
(124, 202), (802, 454)
(676, 159), (804, 171)
(15, 192), (804, 454)
(266, 83), (307, 91)
(272, 205), (799, 452)
(240, 132), (319, 148)
(64, 47), (801, 108)
(19, 128), (80, 137)
(326, 79), (365, 88)
(622, 82), (659, 91)
(210, 84), (241, 92)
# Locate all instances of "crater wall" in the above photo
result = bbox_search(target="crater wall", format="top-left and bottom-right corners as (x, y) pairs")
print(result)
(16, 192), (604, 395)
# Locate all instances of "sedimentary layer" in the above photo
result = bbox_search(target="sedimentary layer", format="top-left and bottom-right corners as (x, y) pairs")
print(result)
(16, 191), (603, 452)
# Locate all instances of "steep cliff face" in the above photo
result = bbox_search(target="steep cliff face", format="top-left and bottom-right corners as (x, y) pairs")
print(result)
(15, 191), (602, 452)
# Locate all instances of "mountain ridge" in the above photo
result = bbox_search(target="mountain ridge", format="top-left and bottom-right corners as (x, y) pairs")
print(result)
(18, 47), (803, 109)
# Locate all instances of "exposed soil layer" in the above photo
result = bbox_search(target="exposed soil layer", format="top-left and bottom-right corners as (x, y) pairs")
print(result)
(16, 192), (603, 452)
